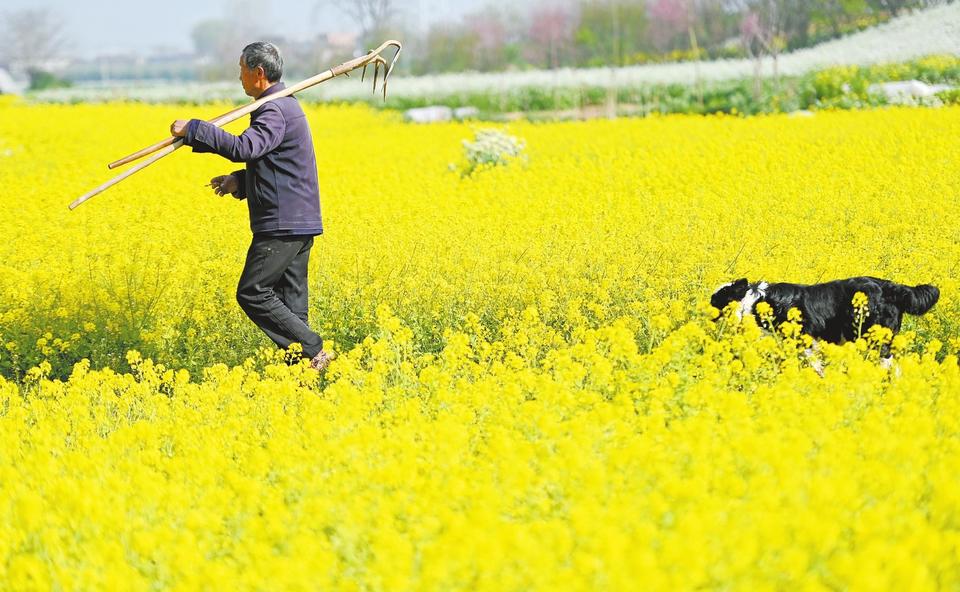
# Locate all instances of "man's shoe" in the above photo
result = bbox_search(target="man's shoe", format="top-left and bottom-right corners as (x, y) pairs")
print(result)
(310, 350), (335, 372)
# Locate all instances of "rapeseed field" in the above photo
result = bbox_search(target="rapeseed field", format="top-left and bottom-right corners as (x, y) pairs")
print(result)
(1, 97), (959, 589)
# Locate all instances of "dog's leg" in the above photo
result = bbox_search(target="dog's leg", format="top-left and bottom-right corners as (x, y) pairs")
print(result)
(804, 340), (825, 378)
(880, 355), (901, 377)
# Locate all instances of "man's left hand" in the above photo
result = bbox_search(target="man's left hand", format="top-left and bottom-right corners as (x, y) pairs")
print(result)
(170, 120), (189, 137)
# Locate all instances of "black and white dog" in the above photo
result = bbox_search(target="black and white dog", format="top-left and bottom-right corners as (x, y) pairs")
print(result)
(710, 277), (939, 348)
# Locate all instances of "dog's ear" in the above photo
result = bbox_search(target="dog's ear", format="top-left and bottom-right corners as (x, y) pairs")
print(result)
(733, 278), (749, 289)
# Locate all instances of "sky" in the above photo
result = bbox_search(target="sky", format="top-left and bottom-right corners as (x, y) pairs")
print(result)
(3, 0), (511, 58)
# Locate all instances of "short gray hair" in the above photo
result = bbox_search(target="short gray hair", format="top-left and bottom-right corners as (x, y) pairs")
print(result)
(241, 42), (283, 82)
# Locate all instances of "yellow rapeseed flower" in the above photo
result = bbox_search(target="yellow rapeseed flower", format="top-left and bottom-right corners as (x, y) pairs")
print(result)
(0, 102), (958, 589)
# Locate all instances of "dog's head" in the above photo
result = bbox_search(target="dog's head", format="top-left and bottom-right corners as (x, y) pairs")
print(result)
(710, 278), (750, 314)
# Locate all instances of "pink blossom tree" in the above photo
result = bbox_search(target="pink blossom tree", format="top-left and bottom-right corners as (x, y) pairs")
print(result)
(527, 3), (576, 69)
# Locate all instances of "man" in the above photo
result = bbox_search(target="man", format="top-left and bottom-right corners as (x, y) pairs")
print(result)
(170, 41), (334, 372)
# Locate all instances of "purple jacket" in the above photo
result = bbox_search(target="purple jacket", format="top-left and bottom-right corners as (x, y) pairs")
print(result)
(184, 82), (323, 236)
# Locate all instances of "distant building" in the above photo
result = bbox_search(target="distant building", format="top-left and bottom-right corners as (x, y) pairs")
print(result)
(59, 51), (206, 83)
(326, 31), (359, 53)
(0, 67), (27, 94)
(280, 32), (361, 78)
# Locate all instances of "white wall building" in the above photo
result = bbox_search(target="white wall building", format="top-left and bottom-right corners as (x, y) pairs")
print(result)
(0, 68), (27, 94)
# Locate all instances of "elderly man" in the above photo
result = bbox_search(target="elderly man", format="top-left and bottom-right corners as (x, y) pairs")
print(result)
(170, 41), (333, 372)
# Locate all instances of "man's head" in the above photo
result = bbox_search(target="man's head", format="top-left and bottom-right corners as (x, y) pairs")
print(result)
(239, 42), (283, 98)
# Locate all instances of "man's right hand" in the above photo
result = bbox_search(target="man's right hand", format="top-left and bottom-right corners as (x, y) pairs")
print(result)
(210, 175), (240, 197)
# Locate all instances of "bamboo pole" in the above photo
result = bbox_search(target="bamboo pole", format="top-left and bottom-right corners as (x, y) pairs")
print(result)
(109, 39), (401, 170)
(107, 105), (235, 169)
(69, 40), (401, 211)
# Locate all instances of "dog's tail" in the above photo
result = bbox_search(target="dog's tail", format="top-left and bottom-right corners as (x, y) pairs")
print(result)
(891, 283), (940, 316)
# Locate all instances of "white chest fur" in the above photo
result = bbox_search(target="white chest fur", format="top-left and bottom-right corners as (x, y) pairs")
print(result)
(737, 282), (768, 319)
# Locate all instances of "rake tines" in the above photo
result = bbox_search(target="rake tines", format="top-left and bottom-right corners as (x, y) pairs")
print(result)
(359, 41), (402, 101)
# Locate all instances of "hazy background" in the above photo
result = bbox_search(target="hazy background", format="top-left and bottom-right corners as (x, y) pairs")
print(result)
(0, 0), (502, 59)
(2, 0), (958, 120)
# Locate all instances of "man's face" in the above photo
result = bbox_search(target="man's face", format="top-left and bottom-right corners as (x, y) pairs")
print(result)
(239, 57), (261, 97)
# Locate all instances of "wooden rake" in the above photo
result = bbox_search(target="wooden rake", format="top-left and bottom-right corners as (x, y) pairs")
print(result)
(68, 40), (402, 210)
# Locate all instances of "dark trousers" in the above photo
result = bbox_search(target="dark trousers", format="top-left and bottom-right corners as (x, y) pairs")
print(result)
(236, 234), (324, 359)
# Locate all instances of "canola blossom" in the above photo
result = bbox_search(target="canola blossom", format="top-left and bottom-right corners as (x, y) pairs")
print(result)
(1, 97), (960, 589)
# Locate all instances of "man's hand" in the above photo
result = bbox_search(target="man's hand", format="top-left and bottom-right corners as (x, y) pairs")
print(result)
(170, 120), (190, 137)
(210, 175), (240, 197)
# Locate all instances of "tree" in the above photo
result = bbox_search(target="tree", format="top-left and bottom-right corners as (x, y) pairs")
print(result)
(0, 8), (68, 74)
(468, 8), (510, 71)
(865, 0), (922, 15)
(740, 7), (779, 100)
(776, 0), (818, 48)
(190, 0), (279, 80)
(322, 0), (396, 47)
(527, 3), (576, 69)
(191, 20), (238, 59)
(575, 0), (650, 67)
(414, 23), (478, 74)
(688, 0), (742, 55)
(649, 0), (689, 51)
(805, 0), (868, 40)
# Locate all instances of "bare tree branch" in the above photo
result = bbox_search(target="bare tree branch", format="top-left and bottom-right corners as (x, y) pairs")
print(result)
(320, 0), (395, 44)
(0, 8), (68, 72)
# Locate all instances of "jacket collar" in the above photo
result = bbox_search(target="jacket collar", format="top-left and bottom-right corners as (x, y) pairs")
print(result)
(259, 81), (286, 98)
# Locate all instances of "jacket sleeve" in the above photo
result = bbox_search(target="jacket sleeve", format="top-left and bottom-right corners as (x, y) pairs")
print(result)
(230, 169), (247, 200)
(184, 104), (286, 163)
